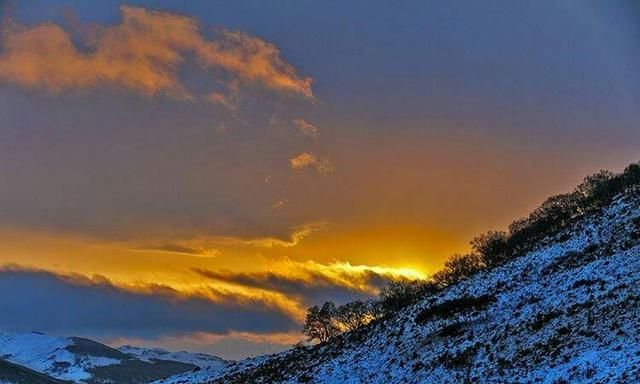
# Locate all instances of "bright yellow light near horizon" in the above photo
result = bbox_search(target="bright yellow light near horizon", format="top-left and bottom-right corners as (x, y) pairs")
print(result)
(0, 226), (435, 323)
(388, 266), (428, 280)
(325, 261), (427, 280)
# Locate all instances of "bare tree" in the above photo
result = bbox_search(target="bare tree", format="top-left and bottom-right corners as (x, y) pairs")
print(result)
(302, 301), (339, 343)
(378, 280), (438, 315)
(335, 300), (372, 332)
(471, 231), (509, 267)
(432, 253), (483, 287)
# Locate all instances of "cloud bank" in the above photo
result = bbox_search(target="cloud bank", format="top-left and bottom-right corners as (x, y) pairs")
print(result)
(0, 6), (312, 99)
(0, 266), (298, 339)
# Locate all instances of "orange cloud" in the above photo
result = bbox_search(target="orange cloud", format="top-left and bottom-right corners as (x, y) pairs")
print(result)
(205, 222), (328, 248)
(122, 222), (326, 268)
(208, 81), (241, 112)
(208, 92), (237, 110)
(196, 330), (302, 346)
(0, 6), (313, 98)
(293, 118), (318, 138)
(289, 152), (333, 173)
(196, 29), (313, 98)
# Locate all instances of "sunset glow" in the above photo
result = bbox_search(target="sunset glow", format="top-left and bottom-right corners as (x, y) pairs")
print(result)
(1, 0), (639, 360)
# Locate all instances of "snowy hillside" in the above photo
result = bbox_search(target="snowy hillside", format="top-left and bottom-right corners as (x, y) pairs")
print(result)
(0, 331), (119, 382)
(0, 332), (215, 384)
(205, 187), (640, 383)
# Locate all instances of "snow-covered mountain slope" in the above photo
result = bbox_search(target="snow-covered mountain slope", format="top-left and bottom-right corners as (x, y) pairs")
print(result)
(0, 332), (120, 383)
(0, 332), (199, 384)
(206, 188), (640, 383)
(118, 346), (227, 369)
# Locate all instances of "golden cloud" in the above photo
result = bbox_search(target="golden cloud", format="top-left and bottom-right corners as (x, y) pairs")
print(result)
(206, 222), (328, 248)
(0, 6), (313, 98)
(125, 222), (326, 264)
(289, 152), (333, 173)
(191, 258), (427, 321)
(194, 259), (426, 299)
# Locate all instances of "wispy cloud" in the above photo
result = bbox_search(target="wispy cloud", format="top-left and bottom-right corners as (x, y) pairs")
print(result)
(131, 243), (220, 258)
(208, 92), (237, 111)
(125, 223), (326, 261)
(0, 6), (313, 99)
(206, 222), (328, 248)
(289, 152), (333, 173)
(293, 118), (318, 138)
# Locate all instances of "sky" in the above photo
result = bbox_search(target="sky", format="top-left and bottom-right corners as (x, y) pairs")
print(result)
(0, 0), (639, 359)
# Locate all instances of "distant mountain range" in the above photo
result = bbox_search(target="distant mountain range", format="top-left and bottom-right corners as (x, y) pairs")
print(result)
(0, 331), (229, 384)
